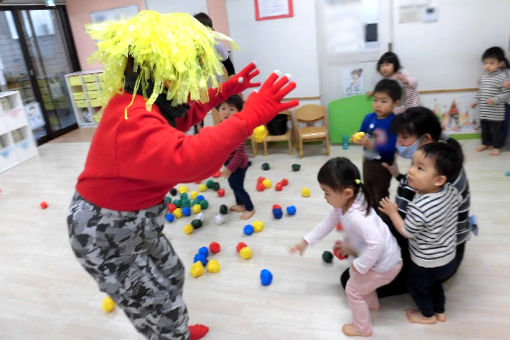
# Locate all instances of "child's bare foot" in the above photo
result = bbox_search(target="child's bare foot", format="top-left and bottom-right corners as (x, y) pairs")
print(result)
(240, 209), (255, 220)
(405, 309), (437, 324)
(490, 148), (501, 156)
(229, 204), (246, 212)
(342, 324), (372, 337)
(435, 313), (447, 322)
(476, 145), (489, 152)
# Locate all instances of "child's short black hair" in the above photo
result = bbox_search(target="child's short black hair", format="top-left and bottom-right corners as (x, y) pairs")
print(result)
(419, 142), (463, 183)
(482, 46), (510, 68)
(391, 107), (442, 141)
(216, 94), (243, 111)
(373, 79), (402, 102)
(377, 52), (401, 72)
(194, 12), (213, 29)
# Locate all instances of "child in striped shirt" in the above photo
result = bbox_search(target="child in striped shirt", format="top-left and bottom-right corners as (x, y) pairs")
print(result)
(471, 46), (510, 156)
(217, 95), (255, 219)
(380, 142), (463, 325)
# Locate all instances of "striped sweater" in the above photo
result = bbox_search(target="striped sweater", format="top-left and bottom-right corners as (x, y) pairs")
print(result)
(474, 69), (510, 121)
(403, 183), (462, 268)
(225, 143), (249, 172)
(391, 69), (422, 114)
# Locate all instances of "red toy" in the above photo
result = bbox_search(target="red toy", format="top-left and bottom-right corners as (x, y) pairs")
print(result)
(281, 178), (289, 186)
(256, 183), (265, 191)
(168, 203), (177, 212)
(336, 222), (343, 231)
(236, 242), (247, 252)
(213, 171), (221, 178)
(333, 246), (348, 260)
(209, 242), (221, 254)
(40, 201), (48, 209)
(257, 176), (265, 183)
(217, 188), (225, 197)
(275, 182), (283, 191)
(272, 204), (282, 210)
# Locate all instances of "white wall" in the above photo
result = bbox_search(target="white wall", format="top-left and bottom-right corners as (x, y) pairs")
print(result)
(144, 0), (207, 15)
(226, 0), (319, 99)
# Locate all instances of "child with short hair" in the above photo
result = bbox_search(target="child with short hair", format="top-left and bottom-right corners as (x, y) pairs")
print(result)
(290, 157), (402, 337)
(376, 51), (422, 114)
(353, 79), (400, 211)
(380, 142), (463, 324)
(217, 95), (255, 219)
(471, 46), (510, 155)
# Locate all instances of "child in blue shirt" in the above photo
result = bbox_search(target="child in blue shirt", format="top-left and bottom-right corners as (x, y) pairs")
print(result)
(353, 79), (401, 210)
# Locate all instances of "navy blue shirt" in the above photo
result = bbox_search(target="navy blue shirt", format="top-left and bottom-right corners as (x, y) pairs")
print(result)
(359, 112), (397, 162)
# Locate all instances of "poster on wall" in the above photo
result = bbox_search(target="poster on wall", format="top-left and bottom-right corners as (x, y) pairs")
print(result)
(342, 67), (364, 97)
(24, 102), (45, 130)
(255, 0), (293, 21)
(90, 5), (139, 24)
(421, 91), (480, 135)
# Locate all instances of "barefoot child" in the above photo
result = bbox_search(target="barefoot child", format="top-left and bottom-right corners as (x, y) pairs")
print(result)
(380, 142), (463, 324)
(290, 157), (402, 337)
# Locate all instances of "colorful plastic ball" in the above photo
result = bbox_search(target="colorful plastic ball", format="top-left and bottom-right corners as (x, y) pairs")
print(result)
(196, 212), (204, 221)
(217, 188), (225, 197)
(164, 196), (172, 204)
(262, 163), (270, 171)
(192, 204), (202, 214)
(180, 192), (189, 200)
(194, 253), (208, 266)
(190, 261), (205, 278)
(190, 191), (199, 200)
(40, 201), (48, 209)
(291, 164), (301, 172)
(102, 296), (115, 312)
(252, 221), (264, 233)
(182, 207), (191, 217)
(170, 188), (178, 196)
(173, 208), (183, 218)
(256, 183), (265, 191)
(333, 247), (348, 260)
(207, 259), (220, 273)
(181, 199), (191, 208)
(173, 199), (182, 208)
(236, 242), (248, 253)
(167, 203), (177, 212)
(275, 182), (283, 191)
(214, 214), (226, 224)
(191, 219), (203, 229)
(196, 195), (205, 201)
(272, 204), (282, 210)
(322, 250), (333, 264)
(252, 125), (268, 142)
(198, 246), (209, 257)
(273, 208), (283, 219)
(213, 171), (221, 178)
(351, 131), (366, 143)
(286, 206), (296, 216)
(183, 224), (194, 234)
(200, 200), (209, 209)
(209, 242), (221, 254)
(219, 204), (228, 215)
(211, 182), (220, 191)
(281, 178), (289, 186)
(206, 179), (215, 188)
(178, 185), (188, 194)
(243, 225), (254, 236)
(239, 246), (252, 259)
(301, 187), (311, 197)
(165, 213), (175, 222)
(336, 222), (343, 231)
(198, 184), (207, 192)
(262, 178), (272, 189)
(257, 176), (266, 183)
(260, 269), (273, 286)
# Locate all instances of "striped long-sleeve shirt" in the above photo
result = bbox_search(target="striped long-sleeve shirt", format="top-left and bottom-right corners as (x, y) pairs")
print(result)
(403, 183), (462, 268)
(391, 69), (422, 114)
(474, 69), (510, 121)
(225, 143), (249, 172)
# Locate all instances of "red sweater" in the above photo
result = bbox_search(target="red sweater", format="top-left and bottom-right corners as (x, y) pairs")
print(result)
(76, 92), (251, 211)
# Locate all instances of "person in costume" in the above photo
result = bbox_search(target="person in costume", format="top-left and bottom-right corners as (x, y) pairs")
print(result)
(66, 11), (298, 340)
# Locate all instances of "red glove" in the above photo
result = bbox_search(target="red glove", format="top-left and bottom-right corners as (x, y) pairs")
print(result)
(221, 62), (261, 97)
(235, 72), (299, 130)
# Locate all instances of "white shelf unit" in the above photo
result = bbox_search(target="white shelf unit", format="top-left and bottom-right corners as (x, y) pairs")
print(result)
(64, 70), (104, 127)
(0, 91), (39, 173)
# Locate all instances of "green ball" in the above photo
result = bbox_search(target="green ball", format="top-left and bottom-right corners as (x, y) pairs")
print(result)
(219, 204), (228, 215)
(191, 199), (201, 206)
(180, 193), (188, 200)
(181, 199), (191, 208)
(292, 163), (301, 172)
(173, 199), (181, 208)
(200, 200), (209, 209)
(212, 182), (220, 191)
(206, 179), (215, 188)
(262, 163), (270, 171)
(164, 196), (172, 204)
(191, 219), (203, 229)
(322, 251), (333, 264)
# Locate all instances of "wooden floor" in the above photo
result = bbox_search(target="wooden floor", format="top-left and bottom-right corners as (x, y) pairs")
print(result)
(1, 133), (509, 340)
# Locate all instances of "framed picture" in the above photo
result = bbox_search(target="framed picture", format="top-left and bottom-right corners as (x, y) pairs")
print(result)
(255, 0), (293, 21)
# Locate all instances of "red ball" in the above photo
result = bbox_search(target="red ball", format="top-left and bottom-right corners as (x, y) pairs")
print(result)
(256, 183), (265, 191)
(213, 171), (221, 178)
(257, 176), (265, 183)
(168, 203), (177, 212)
(217, 188), (225, 197)
(40, 201), (48, 209)
(272, 204), (282, 210)
(333, 247), (348, 260)
(336, 222), (343, 231)
(236, 242), (247, 253)
(281, 178), (289, 186)
(209, 242), (221, 254)
(275, 183), (283, 191)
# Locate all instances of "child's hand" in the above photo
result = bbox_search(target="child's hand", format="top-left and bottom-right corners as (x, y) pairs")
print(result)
(471, 102), (477, 109)
(504, 80), (510, 89)
(289, 239), (308, 256)
(382, 160), (400, 179)
(394, 73), (408, 84)
(221, 168), (232, 179)
(379, 197), (398, 216)
(359, 136), (373, 149)
(487, 98), (495, 105)
(334, 240), (355, 256)
(366, 91), (374, 98)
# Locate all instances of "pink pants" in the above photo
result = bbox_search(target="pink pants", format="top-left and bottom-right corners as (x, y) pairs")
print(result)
(345, 262), (402, 334)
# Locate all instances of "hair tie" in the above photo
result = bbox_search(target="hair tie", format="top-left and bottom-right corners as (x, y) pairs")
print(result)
(354, 179), (361, 185)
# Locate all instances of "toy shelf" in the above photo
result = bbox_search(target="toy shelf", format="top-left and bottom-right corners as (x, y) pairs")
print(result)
(64, 70), (105, 127)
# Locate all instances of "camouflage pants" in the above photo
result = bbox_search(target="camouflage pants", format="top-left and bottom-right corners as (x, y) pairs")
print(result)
(67, 192), (189, 340)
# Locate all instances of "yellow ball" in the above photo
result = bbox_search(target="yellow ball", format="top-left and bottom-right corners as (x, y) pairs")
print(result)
(262, 178), (272, 189)
(192, 204), (202, 214)
(183, 224), (193, 234)
(190, 261), (205, 278)
(198, 184), (207, 192)
(206, 259), (221, 273)
(239, 246), (252, 259)
(301, 187), (311, 197)
(173, 208), (183, 218)
(178, 185), (188, 194)
(190, 191), (199, 200)
(351, 131), (365, 143)
(252, 125), (268, 143)
(253, 221), (264, 233)
(101, 296), (115, 313)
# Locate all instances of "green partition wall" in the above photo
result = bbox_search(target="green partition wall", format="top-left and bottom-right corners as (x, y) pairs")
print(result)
(328, 95), (373, 144)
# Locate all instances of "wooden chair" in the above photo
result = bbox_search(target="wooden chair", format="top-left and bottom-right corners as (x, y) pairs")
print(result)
(293, 104), (330, 158)
(251, 110), (294, 155)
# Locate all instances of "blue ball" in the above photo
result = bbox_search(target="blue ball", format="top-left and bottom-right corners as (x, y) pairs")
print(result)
(286, 205), (296, 215)
(272, 208), (283, 219)
(260, 269), (273, 286)
(196, 195), (205, 201)
(165, 213), (174, 222)
(243, 225), (254, 236)
(193, 253), (208, 266)
(198, 246), (209, 257)
(182, 207), (191, 216)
